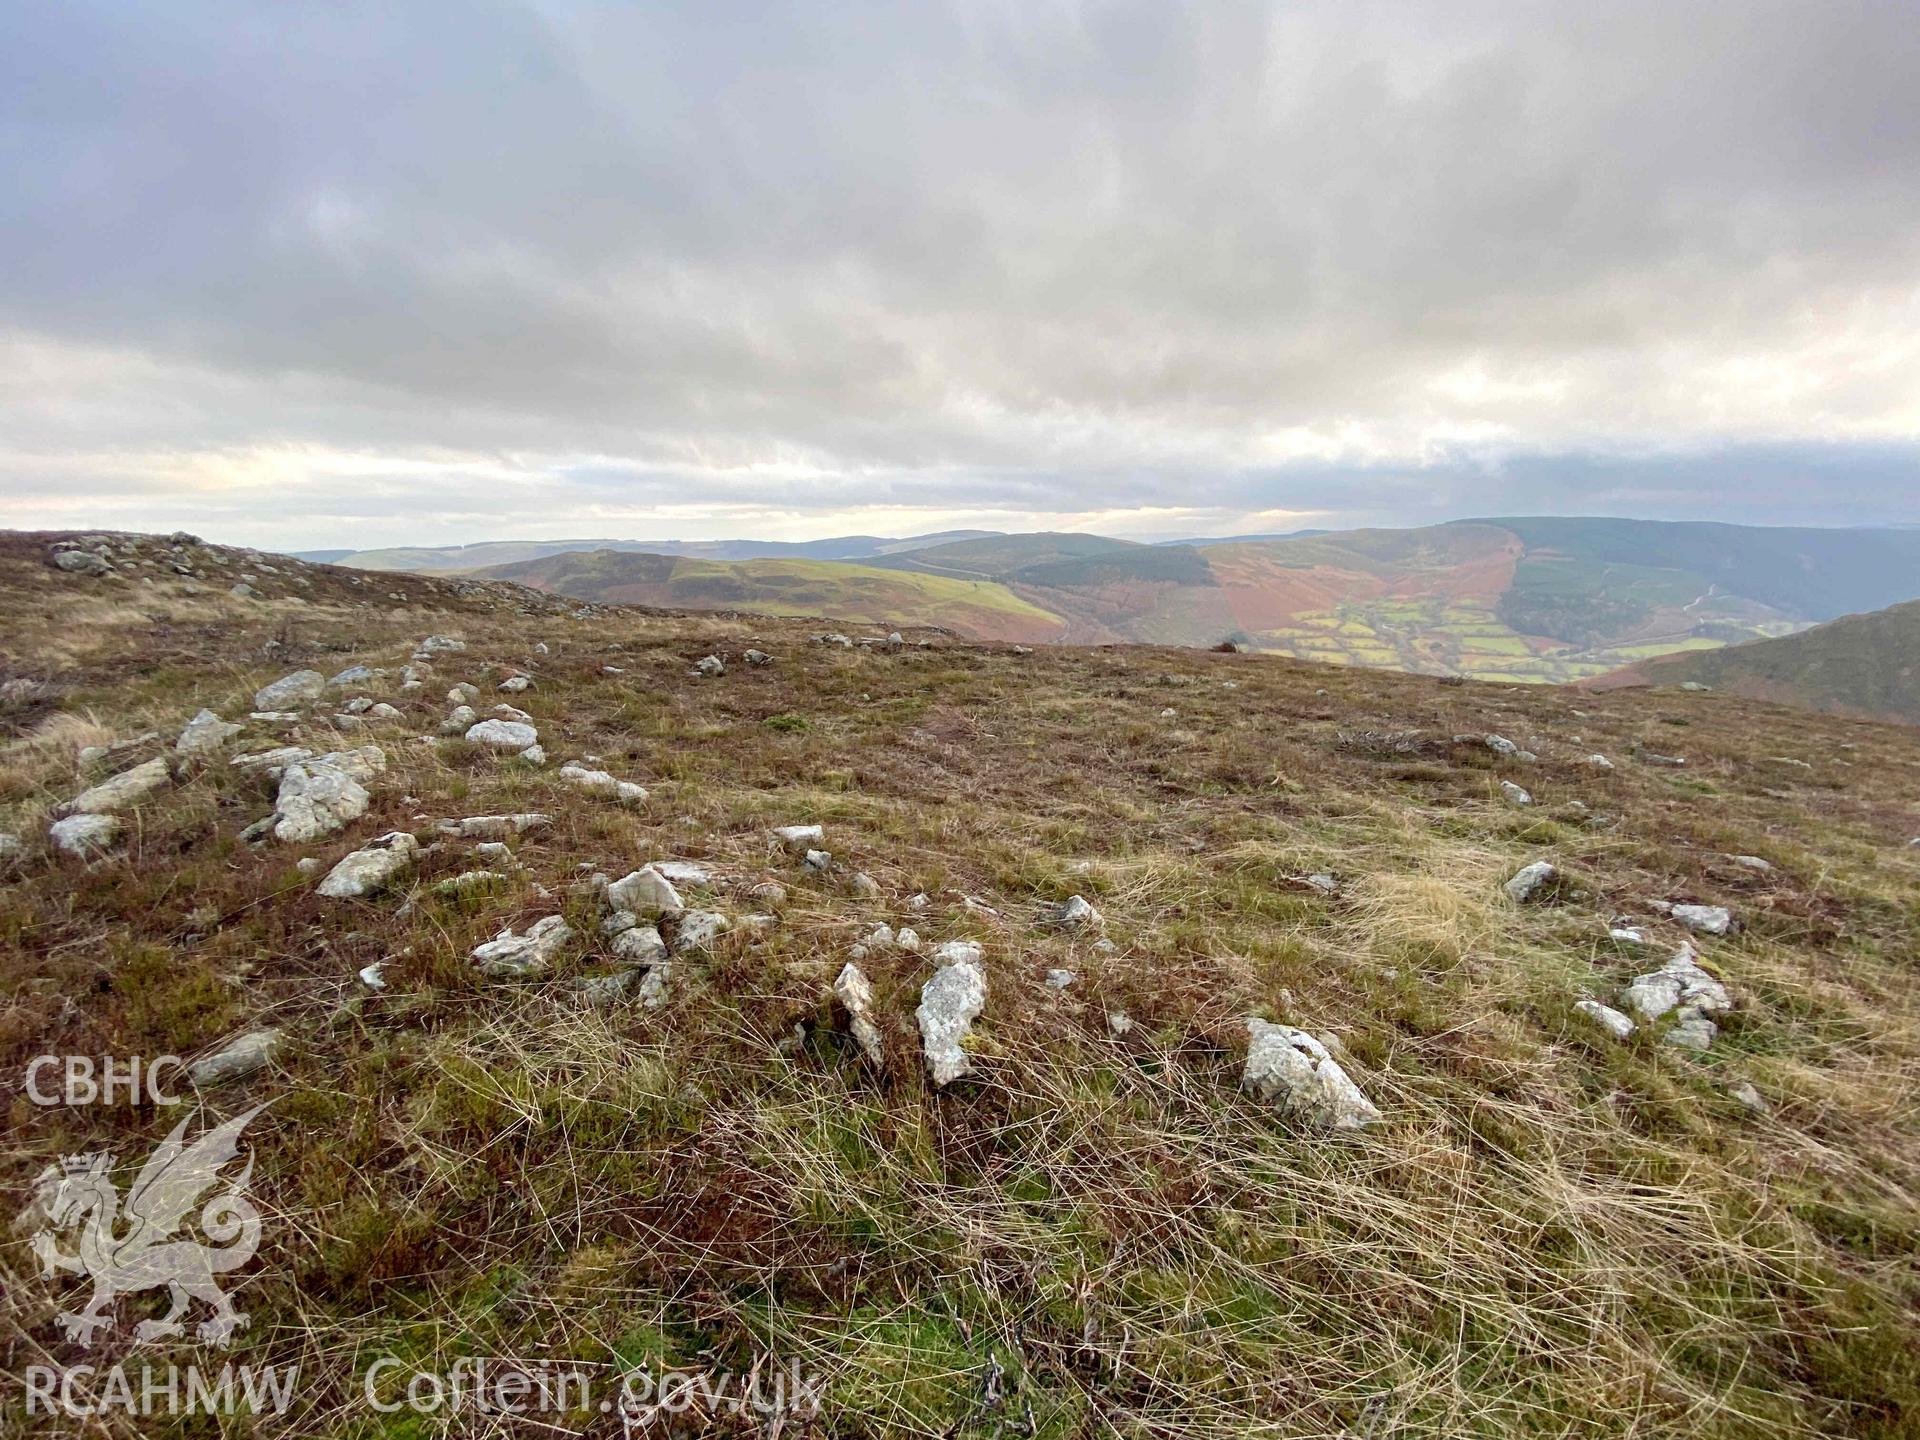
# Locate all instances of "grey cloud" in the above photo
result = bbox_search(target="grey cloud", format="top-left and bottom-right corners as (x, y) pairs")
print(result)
(2, 0), (1918, 545)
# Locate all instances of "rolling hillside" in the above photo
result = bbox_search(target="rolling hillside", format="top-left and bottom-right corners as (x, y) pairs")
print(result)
(353, 519), (1920, 685)
(478, 549), (1068, 643)
(332, 530), (996, 573)
(1592, 598), (1920, 723)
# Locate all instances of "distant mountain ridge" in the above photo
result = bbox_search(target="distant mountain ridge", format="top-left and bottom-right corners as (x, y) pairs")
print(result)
(1591, 598), (1920, 724)
(353, 517), (1920, 685)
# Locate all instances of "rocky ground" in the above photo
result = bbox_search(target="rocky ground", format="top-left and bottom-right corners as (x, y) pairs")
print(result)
(2, 529), (1918, 1437)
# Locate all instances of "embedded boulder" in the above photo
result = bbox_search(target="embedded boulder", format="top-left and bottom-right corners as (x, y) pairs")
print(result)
(1241, 1020), (1381, 1129)
(315, 831), (419, 899)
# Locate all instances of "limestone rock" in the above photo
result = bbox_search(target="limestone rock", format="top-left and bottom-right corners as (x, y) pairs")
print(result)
(693, 655), (725, 677)
(498, 674), (532, 693)
(1043, 895), (1102, 931)
(834, 963), (885, 1067)
(432, 869), (509, 896)
(272, 762), (369, 843)
(671, 910), (728, 953)
(440, 813), (551, 838)
(1672, 903), (1733, 936)
(745, 649), (774, 666)
(772, 823), (825, 853)
(440, 705), (479, 734)
(50, 814), (121, 856)
(1504, 861), (1557, 903)
(611, 924), (668, 965)
(176, 708), (241, 756)
(1574, 999), (1636, 1040)
(64, 756), (170, 815)
(1241, 1020), (1381, 1129)
(917, 956), (987, 1087)
(253, 669), (326, 710)
(931, 939), (984, 968)
(464, 718), (538, 751)
(316, 831), (419, 898)
(1045, 968), (1077, 989)
(472, 915), (572, 978)
(1500, 780), (1533, 806)
(188, 1029), (282, 1087)
(1623, 943), (1733, 1050)
(558, 762), (647, 803)
(606, 865), (684, 916)
(447, 683), (480, 704)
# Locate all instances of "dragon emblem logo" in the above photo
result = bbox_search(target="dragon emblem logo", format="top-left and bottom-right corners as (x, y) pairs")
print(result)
(25, 1104), (267, 1348)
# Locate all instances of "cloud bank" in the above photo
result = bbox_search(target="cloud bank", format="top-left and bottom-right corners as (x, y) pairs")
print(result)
(3, 0), (1917, 546)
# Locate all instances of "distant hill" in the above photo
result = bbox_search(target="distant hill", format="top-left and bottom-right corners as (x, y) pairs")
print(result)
(331, 531), (997, 573)
(475, 549), (1067, 643)
(1591, 598), (1920, 723)
(335, 518), (1920, 682)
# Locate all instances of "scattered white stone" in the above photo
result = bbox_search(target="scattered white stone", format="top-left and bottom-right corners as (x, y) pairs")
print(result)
(316, 831), (419, 898)
(433, 869), (509, 896)
(176, 708), (242, 756)
(672, 910), (729, 953)
(834, 963), (885, 1067)
(749, 881), (788, 905)
(472, 915), (572, 978)
(896, 927), (922, 952)
(803, 849), (832, 872)
(440, 704), (479, 734)
(1730, 1081), (1770, 1115)
(1107, 1011), (1134, 1036)
(492, 702), (533, 723)
(464, 718), (539, 751)
(340, 696), (375, 716)
(772, 824), (825, 853)
(1574, 999), (1636, 1041)
(1608, 926), (1651, 948)
(606, 865), (684, 916)
(248, 711), (301, 725)
(1622, 943), (1733, 1050)
(0, 831), (22, 865)
(50, 813), (121, 856)
(517, 744), (547, 767)
(693, 655), (725, 677)
(187, 1030), (282, 1087)
(474, 841), (514, 863)
(253, 669), (326, 710)
(1043, 895), (1102, 931)
(652, 861), (711, 886)
(414, 634), (466, 657)
(365, 702), (403, 721)
(850, 871), (880, 896)
(447, 683), (480, 704)
(1729, 855), (1773, 874)
(64, 756), (170, 815)
(498, 674), (532, 693)
(1302, 873), (1339, 895)
(931, 939), (984, 968)
(745, 649), (773, 666)
(636, 963), (672, 1009)
(359, 963), (386, 990)
(558, 761), (647, 803)
(272, 762), (370, 843)
(1044, 968), (1076, 989)
(917, 955), (987, 1086)
(1500, 780), (1533, 806)
(1672, 904), (1733, 936)
(328, 665), (385, 689)
(1504, 861), (1557, 903)
(1641, 750), (1687, 768)
(439, 813), (551, 838)
(1584, 754), (1615, 770)
(1241, 1020), (1381, 1130)
(611, 924), (668, 965)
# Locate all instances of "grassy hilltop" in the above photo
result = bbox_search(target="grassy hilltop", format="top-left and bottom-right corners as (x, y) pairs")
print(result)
(2, 528), (1919, 1438)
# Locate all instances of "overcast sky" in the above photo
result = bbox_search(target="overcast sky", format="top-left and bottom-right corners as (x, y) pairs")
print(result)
(3, 1), (1917, 549)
